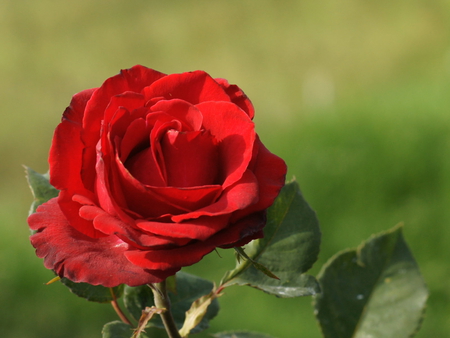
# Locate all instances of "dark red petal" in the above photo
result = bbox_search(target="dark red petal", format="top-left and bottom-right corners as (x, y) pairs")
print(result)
(125, 147), (166, 187)
(95, 145), (125, 216)
(196, 101), (255, 189)
(216, 212), (266, 248)
(150, 99), (203, 131)
(214, 78), (255, 119)
(119, 117), (148, 161)
(55, 190), (105, 238)
(162, 130), (219, 187)
(84, 66), (166, 135)
(103, 92), (146, 128)
(115, 157), (187, 217)
(125, 240), (217, 271)
(117, 65), (167, 93)
(81, 66), (166, 191)
(48, 89), (101, 237)
(144, 185), (222, 213)
(95, 137), (151, 226)
(78, 204), (191, 248)
(172, 169), (259, 222)
(49, 88), (95, 192)
(124, 212), (265, 271)
(143, 71), (231, 105)
(136, 214), (230, 241)
(118, 147), (223, 217)
(232, 136), (287, 220)
(28, 198), (175, 287)
(124, 117), (182, 187)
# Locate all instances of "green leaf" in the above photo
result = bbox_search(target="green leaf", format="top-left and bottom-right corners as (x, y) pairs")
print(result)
(221, 180), (321, 297)
(102, 321), (135, 338)
(60, 278), (124, 303)
(25, 167), (59, 215)
(213, 331), (278, 338)
(314, 225), (428, 338)
(124, 272), (219, 334)
(234, 247), (280, 280)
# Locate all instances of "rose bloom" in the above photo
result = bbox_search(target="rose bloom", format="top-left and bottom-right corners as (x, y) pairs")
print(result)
(28, 65), (287, 287)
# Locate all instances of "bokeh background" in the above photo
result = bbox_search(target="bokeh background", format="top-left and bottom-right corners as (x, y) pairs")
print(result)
(1, 0), (450, 337)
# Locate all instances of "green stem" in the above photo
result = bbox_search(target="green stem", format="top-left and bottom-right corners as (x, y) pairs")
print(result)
(151, 281), (182, 338)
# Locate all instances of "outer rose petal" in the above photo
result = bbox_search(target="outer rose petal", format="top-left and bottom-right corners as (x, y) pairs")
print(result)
(125, 212), (265, 271)
(49, 88), (101, 238)
(49, 88), (95, 192)
(136, 214), (231, 241)
(143, 71), (231, 105)
(28, 198), (177, 287)
(78, 204), (191, 248)
(214, 77), (255, 119)
(232, 135), (287, 221)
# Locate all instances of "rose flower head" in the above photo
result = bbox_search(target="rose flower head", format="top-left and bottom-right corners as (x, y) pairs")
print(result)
(28, 65), (287, 287)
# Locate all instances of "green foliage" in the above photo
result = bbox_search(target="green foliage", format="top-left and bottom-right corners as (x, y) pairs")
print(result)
(102, 321), (137, 338)
(25, 167), (59, 215)
(60, 278), (124, 303)
(124, 272), (219, 335)
(213, 331), (278, 338)
(221, 181), (321, 298)
(314, 225), (428, 338)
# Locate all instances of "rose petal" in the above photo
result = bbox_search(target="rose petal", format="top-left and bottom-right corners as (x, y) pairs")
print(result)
(124, 212), (265, 271)
(136, 214), (230, 241)
(78, 204), (191, 248)
(125, 240), (217, 271)
(232, 135), (287, 220)
(196, 101), (255, 189)
(28, 198), (176, 287)
(48, 88), (101, 237)
(115, 157), (187, 217)
(215, 78), (255, 119)
(248, 137), (287, 209)
(143, 70), (231, 105)
(145, 185), (222, 213)
(162, 129), (219, 187)
(117, 151), (223, 217)
(103, 92), (146, 128)
(49, 88), (94, 192)
(118, 117), (149, 161)
(150, 99), (203, 131)
(125, 146), (166, 187)
(172, 169), (259, 222)
(217, 212), (266, 248)
(54, 191), (104, 238)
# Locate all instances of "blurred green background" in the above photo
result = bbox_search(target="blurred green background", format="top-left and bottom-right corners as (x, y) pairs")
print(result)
(1, 0), (450, 337)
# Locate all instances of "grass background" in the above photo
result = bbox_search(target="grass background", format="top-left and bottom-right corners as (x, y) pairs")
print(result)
(1, 0), (450, 337)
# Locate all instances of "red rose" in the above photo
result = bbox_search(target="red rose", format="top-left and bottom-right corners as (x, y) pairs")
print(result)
(28, 65), (287, 287)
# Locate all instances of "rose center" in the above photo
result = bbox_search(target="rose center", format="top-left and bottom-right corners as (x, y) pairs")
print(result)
(125, 128), (219, 188)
